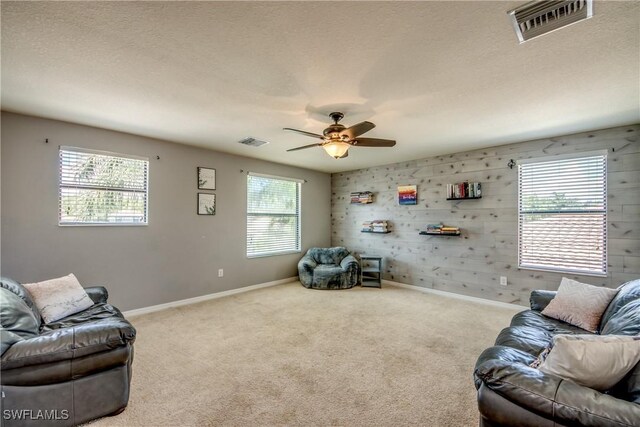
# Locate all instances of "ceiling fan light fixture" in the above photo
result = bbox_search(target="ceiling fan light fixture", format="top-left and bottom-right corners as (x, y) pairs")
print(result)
(323, 141), (350, 159)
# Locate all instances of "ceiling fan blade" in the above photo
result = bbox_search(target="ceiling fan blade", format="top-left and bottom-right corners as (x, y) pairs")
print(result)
(340, 121), (375, 139)
(352, 138), (396, 147)
(286, 143), (323, 152)
(283, 128), (324, 140)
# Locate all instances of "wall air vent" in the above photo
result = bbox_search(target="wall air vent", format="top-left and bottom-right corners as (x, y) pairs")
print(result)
(238, 137), (269, 147)
(508, 0), (593, 43)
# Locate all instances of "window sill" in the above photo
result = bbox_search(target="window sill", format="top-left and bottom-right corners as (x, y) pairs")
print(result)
(247, 250), (301, 259)
(59, 223), (148, 227)
(518, 265), (607, 278)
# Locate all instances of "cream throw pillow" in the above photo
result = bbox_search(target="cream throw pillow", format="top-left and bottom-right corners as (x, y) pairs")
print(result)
(538, 334), (640, 391)
(541, 277), (618, 332)
(23, 274), (94, 323)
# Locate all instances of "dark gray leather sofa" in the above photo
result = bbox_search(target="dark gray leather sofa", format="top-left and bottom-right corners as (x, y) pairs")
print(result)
(474, 279), (640, 427)
(0, 277), (136, 426)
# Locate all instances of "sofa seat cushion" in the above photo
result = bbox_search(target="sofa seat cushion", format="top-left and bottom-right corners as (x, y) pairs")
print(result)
(495, 326), (554, 357)
(511, 310), (591, 335)
(41, 303), (124, 332)
(1, 345), (132, 386)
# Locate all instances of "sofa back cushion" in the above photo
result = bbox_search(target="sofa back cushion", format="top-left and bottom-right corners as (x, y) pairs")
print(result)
(1, 277), (41, 327)
(308, 247), (350, 265)
(600, 299), (640, 336)
(0, 288), (40, 355)
(600, 279), (640, 332)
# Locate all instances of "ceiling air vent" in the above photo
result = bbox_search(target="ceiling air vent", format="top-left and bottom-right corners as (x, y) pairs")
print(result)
(508, 0), (593, 43)
(238, 137), (269, 147)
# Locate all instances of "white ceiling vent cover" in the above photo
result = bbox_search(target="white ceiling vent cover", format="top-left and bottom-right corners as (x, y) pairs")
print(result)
(238, 137), (269, 147)
(508, 0), (593, 43)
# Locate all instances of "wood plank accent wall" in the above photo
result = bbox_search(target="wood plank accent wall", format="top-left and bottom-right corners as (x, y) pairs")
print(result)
(331, 125), (640, 305)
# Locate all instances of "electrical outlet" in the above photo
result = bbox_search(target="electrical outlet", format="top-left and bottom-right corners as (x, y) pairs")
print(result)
(218, 269), (224, 278)
(500, 276), (508, 286)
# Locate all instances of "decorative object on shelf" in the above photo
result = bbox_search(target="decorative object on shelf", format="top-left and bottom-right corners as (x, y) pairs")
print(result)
(398, 185), (417, 205)
(420, 223), (460, 236)
(350, 191), (374, 204)
(362, 220), (390, 233)
(197, 193), (216, 215)
(446, 182), (481, 200)
(360, 254), (383, 288)
(198, 167), (216, 190)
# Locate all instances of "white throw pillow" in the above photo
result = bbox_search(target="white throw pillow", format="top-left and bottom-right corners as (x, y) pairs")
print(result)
(538, 334), (640, 391)
(541, 277), (618, 332)
(23, 274), (94, 323)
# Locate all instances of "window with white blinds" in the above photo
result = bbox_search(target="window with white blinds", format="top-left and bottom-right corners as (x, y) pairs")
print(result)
(59, 146), (149, 225)
(247, 173), (301, 258)
(518, 153), (607, 276)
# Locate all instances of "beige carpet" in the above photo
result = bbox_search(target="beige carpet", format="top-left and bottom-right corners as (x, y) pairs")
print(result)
(91, 282), (521, 427)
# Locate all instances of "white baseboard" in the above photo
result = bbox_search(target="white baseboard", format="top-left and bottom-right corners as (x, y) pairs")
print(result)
(382, 280), (527, 310)
(123, 277), (298, 318)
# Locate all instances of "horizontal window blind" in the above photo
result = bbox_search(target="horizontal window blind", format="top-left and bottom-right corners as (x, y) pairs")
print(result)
(518, 154), (607, 275)
(59, 147), (149, 225)
(247, 174), (301, 257)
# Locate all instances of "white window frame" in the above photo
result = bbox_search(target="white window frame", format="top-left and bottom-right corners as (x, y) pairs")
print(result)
(246, 172), (302, 258)
(59, 146), (149, 226)
(517, 151), (607, 277)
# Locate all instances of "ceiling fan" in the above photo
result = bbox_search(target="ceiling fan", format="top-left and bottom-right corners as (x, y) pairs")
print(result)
(284, 112), (396, 159)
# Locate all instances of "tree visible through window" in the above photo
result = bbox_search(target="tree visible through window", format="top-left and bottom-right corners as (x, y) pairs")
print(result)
(518, 153), (607, 275)
(59, 147), (149, 225)
(247, 174), (301, 257)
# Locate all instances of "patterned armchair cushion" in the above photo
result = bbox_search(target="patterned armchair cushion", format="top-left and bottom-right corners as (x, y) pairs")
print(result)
(298, 247), (360, 290)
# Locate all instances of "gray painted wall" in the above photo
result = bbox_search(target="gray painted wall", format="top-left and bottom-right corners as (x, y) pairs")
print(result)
(1, 112), (331, 310)
(332, 125), (640, 305)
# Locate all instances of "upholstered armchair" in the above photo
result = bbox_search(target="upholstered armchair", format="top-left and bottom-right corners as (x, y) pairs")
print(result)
(298, 247), (360, 289)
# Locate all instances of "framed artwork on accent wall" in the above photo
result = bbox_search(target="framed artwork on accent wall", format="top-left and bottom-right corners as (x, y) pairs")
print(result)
(198, 167), (216, 190)
(398, 185), (417, 205)
(198, 193), (216, 215)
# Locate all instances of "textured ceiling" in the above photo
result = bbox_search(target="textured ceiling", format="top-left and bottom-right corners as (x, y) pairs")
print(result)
(2, 1), (639, 173)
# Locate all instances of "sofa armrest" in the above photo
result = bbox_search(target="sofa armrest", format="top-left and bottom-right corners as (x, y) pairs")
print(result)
(475, 359), (640, 427)
(1, 318), (136, 370)
(529, 290), (557, 311)
(85, 286), (109, 304)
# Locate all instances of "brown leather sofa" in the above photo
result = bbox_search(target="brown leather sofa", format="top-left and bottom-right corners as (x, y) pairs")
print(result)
(474, 279), (640, 427)
(0, 277), (136, 426)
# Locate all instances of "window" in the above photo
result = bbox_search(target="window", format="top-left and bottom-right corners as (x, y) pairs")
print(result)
(59, 146), (149, 225)
(518, 153), (607, 276)
(247, 173), (301, 257)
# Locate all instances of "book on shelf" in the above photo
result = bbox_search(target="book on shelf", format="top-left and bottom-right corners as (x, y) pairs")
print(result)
(421, 223), (460, 235)
(362, 219), (388, 233)
(446, 182), (481, 199)
(350, 191), (373, 204)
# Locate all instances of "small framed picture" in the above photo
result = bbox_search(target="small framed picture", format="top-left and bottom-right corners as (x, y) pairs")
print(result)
(198, 167), (216, 190)
(198, 193), (216, 215)
(398, 185), (417, 205)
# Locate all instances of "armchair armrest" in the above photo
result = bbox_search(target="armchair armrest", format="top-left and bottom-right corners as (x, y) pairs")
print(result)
(1, 318), (136, 370)
(85, 286), (109, 304)
(340, 254), (359, 271)
(529, 290), (557, 311)
(475, 359), (640, 427)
